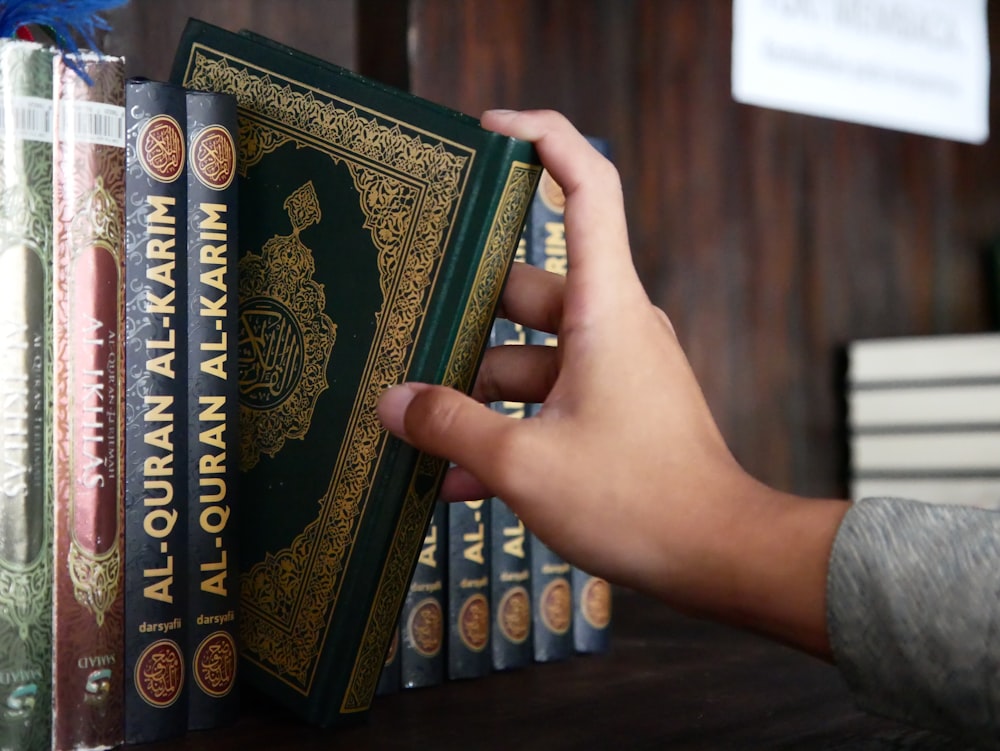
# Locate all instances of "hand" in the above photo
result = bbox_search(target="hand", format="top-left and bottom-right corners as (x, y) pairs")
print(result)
(377, 109), (847, 658)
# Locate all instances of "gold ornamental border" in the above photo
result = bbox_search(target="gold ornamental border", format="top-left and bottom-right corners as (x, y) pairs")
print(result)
(67, 177), (124, 628)
(182, 46), (475, 694)
(343, 161), (541, 711)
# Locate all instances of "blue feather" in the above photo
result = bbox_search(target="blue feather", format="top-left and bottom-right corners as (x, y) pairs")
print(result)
(0, 0), (130, 82)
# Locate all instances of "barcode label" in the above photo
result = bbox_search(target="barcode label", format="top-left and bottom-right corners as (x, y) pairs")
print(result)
(0, 96), (54, 142)
(58, 100), (125, 147)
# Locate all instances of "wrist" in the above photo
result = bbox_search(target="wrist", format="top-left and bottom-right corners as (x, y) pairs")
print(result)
(646, 473), (849, 660)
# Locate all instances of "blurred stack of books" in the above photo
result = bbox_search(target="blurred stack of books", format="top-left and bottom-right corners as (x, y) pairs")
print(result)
(847, 332), (1000, 510)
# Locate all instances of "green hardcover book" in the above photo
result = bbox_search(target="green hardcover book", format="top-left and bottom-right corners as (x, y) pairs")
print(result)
(170, 19), (540, 726)
(0, 39), (55, 751)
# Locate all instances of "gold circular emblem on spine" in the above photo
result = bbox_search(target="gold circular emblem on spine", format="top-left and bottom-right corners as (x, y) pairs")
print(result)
(193, 630), (237, 698)
(134, 639), (184, 708)
(191, 124), (236, 191)
(497, 585), (530, 645)
(406, 597), (443, 658)
(137, 114), (185, 184)
(537, 169), (566, 214)
(458, 593), (489, 652)
(540, 578), (571, 635)
(580, 576), (612, 630)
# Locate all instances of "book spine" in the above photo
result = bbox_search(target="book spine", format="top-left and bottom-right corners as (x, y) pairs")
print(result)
(571, 571), (612, 654)
(122, 78), (189, 743)
(489, 286), (532, 671)
(374, 627), (400, 697)
(525, 167), (573, 662)
(571, 136), (613, 656)
(184, 88), (241, 732)
(400, 502), (446, 689)
(447, 496), (491, 680)
(346, 142), (538, 714)
(0, 40), (55, 751)
(51, 53), (127, 751)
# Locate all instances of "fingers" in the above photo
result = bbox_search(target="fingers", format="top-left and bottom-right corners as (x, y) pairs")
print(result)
(481, 109), (641, 304)
(377, 382), (522, 493)
(497, 261), (564, 334)
(471, 343), (558, 404)
(439, 465), (494, 503)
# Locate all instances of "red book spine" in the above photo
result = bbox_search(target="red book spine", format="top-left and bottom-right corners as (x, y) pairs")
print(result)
(51, 54), (127, 751)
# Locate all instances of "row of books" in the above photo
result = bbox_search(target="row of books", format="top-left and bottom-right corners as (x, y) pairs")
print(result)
(2, 16), (546, 751)
(377, 138), (616, 692)
(847, 332), (1000, 510)
(0, 37), (242, 750)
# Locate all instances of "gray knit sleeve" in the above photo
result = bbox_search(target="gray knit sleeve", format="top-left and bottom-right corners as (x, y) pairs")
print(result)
(827, 496), (1000, 749)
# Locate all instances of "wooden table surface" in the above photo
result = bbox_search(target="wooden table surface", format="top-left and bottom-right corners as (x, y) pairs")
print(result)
(143, 590), (968, 751)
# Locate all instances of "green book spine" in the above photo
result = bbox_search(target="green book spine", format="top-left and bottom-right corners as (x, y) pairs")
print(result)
(185, 88), (241, 732)
(526, 168), (573, 663)
(0, 40), (55, 751)
(400, 502), (446, 689)
(170, 19), (539, 726)
(447, 496), (491, 680)
(489, 293), (532, 671)
(123, 77), (189, 744)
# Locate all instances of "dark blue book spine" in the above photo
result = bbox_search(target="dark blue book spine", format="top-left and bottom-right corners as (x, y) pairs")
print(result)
(488, 278), (532, 670)
(401, 502), (447, 688)
(572, 572), (612, 654)
(525, 161), (573, 662)
(123, 78), (189, 743)
(448, 493), (491, 679)
(573, 136), (614, 655)
(185, 89), (241, 730)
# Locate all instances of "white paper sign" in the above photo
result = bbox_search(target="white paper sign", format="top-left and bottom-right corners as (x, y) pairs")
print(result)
(732, 0), (990, 143)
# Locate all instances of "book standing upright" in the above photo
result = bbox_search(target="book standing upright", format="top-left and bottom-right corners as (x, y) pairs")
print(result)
(0, 39), (56, 751)
(400, 502), (446, 689)
(525, 168), (573, 663)
(447, 495), (491, 679)
(170, 19), (540, 726)
(184, 87), (241, 732)
(488, 250), (533, 670)
(570, 137), (613, 656)
(51, 51), (126, 751)
(122, 77), (189, 744)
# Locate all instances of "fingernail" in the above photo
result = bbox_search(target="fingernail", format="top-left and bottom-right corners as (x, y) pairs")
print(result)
(377, 384), (417, 439)
(482, 108), (516, 117)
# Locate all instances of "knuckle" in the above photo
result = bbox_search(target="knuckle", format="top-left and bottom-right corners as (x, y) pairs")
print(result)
(488, 422), (523, 476)
(596, 158), (623, 193)
(406, 388), (463, 445)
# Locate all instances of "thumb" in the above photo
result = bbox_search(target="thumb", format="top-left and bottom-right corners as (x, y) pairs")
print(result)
(377, 382), (518, 489)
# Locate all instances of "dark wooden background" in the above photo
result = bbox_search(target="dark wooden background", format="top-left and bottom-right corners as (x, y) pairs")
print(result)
(104, 0), (1000, 499)
(98, 3), (996, 747)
